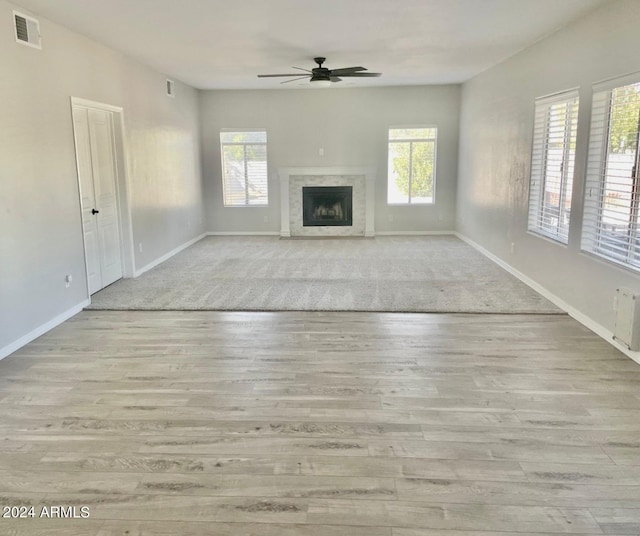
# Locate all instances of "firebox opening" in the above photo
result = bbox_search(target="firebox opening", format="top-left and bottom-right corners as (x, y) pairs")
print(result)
(302, 186), (353, 227)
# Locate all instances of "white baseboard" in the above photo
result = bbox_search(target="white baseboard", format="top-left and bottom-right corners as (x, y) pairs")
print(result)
(455, 232), (640, 366)
(207, 231), (456, 237)
(376, 230), (456, 236)
(134, 233), (205, 277)
(0, 299), (90, 361)
(206, 232), (280, 236)
(208, 231), (456, 237)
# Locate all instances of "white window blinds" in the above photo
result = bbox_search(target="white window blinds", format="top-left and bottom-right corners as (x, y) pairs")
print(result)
(220, 129), (268, 206)
(582, 74), (640, 270)
(528, 90), (579, 243)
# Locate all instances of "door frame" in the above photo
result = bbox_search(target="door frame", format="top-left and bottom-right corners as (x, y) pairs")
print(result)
(70, 97), (135, 300)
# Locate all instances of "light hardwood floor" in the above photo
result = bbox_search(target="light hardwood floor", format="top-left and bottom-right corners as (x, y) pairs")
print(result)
(1, 311), (640, 535)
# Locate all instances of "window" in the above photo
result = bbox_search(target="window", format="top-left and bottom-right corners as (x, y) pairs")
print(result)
(388, 127), (437, 204)
(582, 75), (640, 270)
(220, 129), (268, 206)
(527, 90), (579, 243)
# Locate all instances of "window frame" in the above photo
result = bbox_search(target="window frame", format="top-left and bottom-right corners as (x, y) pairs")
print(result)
(527, 89), (579, 245)
(219, 128), (269, 207)
(387, 126), (438, 205)
(581, 72), (640, 272)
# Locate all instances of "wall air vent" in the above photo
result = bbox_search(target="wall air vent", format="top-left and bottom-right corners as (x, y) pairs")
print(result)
(166, 79), (175, 98)
(614, 287), (640, 351)
(13, 11), (41, 49)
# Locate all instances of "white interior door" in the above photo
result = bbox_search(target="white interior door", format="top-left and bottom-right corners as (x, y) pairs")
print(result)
(73, 105), (123, 294)
(88, 109), (123, 288)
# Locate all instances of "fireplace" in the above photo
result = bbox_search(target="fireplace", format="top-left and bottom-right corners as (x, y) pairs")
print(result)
(278, 167), (375, 237)
(303, 186), (353, 227)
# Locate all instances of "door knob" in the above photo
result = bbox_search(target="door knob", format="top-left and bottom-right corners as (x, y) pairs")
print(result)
(92, 208), (100, 215)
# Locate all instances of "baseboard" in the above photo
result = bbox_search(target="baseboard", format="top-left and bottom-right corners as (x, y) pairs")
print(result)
(206, 232), (280, 236)
(376, 230), (456, 236)
(0, 299), (90, 361)
(207, 231), (455, 237)
(134, 233), (205, 277)
(455, 232), (640, 366)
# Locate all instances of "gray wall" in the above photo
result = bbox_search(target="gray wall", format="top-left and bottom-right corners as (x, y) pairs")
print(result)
(457, 0), (640, 332)
(200, 86), (460, 234)
(0, 0), (204, 352)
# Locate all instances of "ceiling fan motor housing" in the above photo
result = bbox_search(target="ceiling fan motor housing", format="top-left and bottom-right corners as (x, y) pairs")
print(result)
(311, 57), (330, 81)
(310, 72), (331, 82)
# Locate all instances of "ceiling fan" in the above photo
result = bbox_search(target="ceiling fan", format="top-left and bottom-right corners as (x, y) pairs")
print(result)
(257, 57), (382, 87)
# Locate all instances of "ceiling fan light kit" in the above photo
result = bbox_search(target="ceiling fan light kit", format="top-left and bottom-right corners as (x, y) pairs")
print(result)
(258, 57), (381, 87)
(310, 78), (332, 88)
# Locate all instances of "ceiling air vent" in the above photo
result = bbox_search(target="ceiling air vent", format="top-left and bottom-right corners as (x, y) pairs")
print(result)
(166, 79), (175, 98)
(13, 11), (41, 49)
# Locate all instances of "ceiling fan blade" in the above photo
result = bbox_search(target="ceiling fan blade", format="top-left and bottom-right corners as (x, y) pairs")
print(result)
(330, 77), (343, 83)
(328, 67), (367, 76)
(257, 74), (309, 78)
(339, 72), (382, 77)
(292, 66), (312, 73)
(280, 76), (311, 84)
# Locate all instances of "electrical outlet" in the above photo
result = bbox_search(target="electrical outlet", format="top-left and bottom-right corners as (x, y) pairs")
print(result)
(64, 274), (72, 288)
(138, 242), (143, 253)
(510, 242), (515, 254)
(319, 148), (324, 156)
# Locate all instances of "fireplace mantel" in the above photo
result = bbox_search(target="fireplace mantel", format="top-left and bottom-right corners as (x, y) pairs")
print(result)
(278, 167), (376, 237)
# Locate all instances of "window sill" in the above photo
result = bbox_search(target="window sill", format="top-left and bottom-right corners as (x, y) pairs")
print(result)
(580, 248), (640, 277)
(223, 204), (269, 208)
(526, 229), (568, 247)
(387, 202), (435, 207)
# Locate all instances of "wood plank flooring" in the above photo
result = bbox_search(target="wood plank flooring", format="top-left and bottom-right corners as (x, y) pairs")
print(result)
(0, 310), (639, 535)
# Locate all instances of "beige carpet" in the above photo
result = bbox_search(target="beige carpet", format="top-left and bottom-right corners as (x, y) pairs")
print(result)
(87, 235), (562, 313)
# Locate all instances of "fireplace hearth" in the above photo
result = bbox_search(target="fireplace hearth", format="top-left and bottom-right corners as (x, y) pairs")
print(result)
(302, 186), (353, 227)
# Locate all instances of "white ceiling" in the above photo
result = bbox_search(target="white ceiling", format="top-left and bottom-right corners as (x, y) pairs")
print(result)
(15, 0), (608, 90)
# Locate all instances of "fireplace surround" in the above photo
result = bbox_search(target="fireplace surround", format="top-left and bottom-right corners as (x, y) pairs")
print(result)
(278, 167), (376, 237)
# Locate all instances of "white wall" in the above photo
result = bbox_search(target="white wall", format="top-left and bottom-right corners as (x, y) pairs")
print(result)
(200, 86), (460, 234)
(457, 0), (640, 332)
(0, 0), (204, 353)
